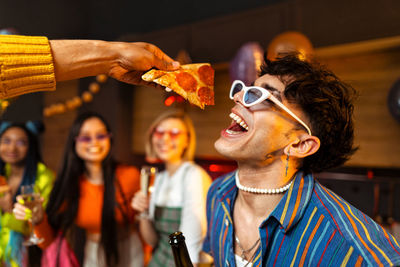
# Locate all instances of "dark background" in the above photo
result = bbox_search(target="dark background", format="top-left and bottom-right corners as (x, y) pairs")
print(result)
(1, 0), (281, 40)
(2, 0), (400, 51)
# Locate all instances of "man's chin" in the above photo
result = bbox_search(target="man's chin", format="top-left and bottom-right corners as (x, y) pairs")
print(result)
(214, 138), (237, 160)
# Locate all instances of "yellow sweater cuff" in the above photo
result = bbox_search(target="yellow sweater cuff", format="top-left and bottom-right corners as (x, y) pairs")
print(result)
(0, 35), (56, 99)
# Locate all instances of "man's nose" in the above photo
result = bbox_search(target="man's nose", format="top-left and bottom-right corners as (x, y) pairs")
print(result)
(233, 90), (245, 105)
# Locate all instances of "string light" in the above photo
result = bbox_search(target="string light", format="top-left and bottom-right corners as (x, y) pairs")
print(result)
(43, 74), (107, 117)
(0, 99), (10, 117)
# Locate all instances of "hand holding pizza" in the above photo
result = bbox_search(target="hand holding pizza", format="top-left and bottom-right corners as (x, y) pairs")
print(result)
(108, 42), (181, 86)
(50, 40), (180, 87)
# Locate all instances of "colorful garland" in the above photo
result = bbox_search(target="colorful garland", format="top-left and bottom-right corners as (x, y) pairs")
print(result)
(43, 74), (108, 117)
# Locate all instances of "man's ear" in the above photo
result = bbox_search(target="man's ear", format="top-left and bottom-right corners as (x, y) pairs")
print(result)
(284, 135), (320, 158)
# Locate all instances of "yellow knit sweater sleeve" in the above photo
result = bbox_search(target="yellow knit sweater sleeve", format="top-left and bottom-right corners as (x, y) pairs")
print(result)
(0, 35), (56, 99)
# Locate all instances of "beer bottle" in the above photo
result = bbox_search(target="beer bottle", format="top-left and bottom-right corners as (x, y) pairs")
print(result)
(169, 231), (194, 267)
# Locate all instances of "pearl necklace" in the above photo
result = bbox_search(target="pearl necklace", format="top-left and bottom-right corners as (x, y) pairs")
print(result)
(235, 171), (293, 194)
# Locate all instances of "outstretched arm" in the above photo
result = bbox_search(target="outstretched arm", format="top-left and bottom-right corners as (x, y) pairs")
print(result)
(0, 35), (180, 99)
(50, 40), (180, 85)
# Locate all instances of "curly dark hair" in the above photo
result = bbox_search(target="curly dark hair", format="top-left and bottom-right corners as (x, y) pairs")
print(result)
(260, 54), (358, 173)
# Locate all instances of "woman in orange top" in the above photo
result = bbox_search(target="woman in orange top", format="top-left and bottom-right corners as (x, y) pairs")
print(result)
(13, 112), (143, 266)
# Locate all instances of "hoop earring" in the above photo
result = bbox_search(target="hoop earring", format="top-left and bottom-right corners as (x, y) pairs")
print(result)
(285, 152), (290, 177)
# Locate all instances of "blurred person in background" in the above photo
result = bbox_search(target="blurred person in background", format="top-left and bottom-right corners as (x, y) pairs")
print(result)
(13, 112), (143, 266)
(131, 110), (212, 267)
(0, 121), (54, 267)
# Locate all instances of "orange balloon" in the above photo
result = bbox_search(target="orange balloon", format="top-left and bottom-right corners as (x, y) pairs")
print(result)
(267, 31), (313, 61)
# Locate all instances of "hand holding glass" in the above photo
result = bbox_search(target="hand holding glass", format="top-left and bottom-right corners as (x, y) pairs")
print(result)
(20, 185), (44, 246)
(138, 166), (157, 218)
(140, 166), (157, 196)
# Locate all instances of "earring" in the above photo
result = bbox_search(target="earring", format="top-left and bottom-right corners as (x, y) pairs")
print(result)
(285, 152), (290, 177)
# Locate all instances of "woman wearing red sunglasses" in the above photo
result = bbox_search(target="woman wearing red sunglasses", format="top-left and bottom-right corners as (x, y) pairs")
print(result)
(131, 110), (212, 267)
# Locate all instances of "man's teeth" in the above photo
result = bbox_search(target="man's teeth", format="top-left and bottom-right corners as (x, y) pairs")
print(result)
(229, 113), (249, 131)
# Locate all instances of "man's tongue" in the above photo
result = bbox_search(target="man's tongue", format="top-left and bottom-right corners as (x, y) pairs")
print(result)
(227, 122), (246, 132)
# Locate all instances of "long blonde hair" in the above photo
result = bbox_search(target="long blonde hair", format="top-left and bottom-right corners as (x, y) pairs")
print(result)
(145, 110), (196, 162)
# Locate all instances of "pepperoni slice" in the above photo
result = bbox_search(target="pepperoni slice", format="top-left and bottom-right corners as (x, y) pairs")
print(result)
(198, 65), (214, 86)
(198, 87), (214, 105)
(175, 72), (197, 92)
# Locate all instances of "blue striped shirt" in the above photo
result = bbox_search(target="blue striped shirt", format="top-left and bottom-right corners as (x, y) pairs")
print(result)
(203, 171), (400, 266)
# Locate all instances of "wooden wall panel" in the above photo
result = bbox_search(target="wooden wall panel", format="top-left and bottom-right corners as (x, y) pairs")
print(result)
(311, 39), (400, 168)
(298, 0), (400, 47)
(120, 0), (400, 63)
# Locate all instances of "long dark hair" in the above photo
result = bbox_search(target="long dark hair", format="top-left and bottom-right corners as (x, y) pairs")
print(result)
(0, 121), (43, 195)
(46, 112), (123, 266)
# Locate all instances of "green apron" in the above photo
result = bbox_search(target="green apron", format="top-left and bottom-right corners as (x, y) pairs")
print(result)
(148, 206), (182, 267)
(148, 164), (193, 267)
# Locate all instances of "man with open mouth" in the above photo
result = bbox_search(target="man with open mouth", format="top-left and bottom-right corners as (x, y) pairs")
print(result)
(202, 54), (400, 267)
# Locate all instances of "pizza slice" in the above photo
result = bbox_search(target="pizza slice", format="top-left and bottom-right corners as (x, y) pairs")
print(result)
(142, 63), (215, 109)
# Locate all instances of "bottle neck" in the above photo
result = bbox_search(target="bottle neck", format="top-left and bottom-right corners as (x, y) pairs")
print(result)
(169, 232), (194, 267)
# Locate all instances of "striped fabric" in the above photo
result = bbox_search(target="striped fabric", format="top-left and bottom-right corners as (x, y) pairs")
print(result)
(203, 171), (400, 267)
(148, 206), (182, 267)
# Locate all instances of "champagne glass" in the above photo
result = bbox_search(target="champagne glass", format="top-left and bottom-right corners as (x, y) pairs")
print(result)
(140, 166), (157, 196)
(139, 166), (157, 218)
(20, 184), (44, 246)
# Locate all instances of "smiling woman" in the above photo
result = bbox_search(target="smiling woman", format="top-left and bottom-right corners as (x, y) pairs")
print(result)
(0, 127), (29, 165)
(12, 112), (144, 267)
(131, 110), (212, 267)
(0, 121), (54, 267)
(74, 117), (111, 167)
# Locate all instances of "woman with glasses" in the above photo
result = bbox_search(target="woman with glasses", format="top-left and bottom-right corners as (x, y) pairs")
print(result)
(13, 112), (143, 266)
(131, 110), (212, 267)
(0, 121), (54, 267)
